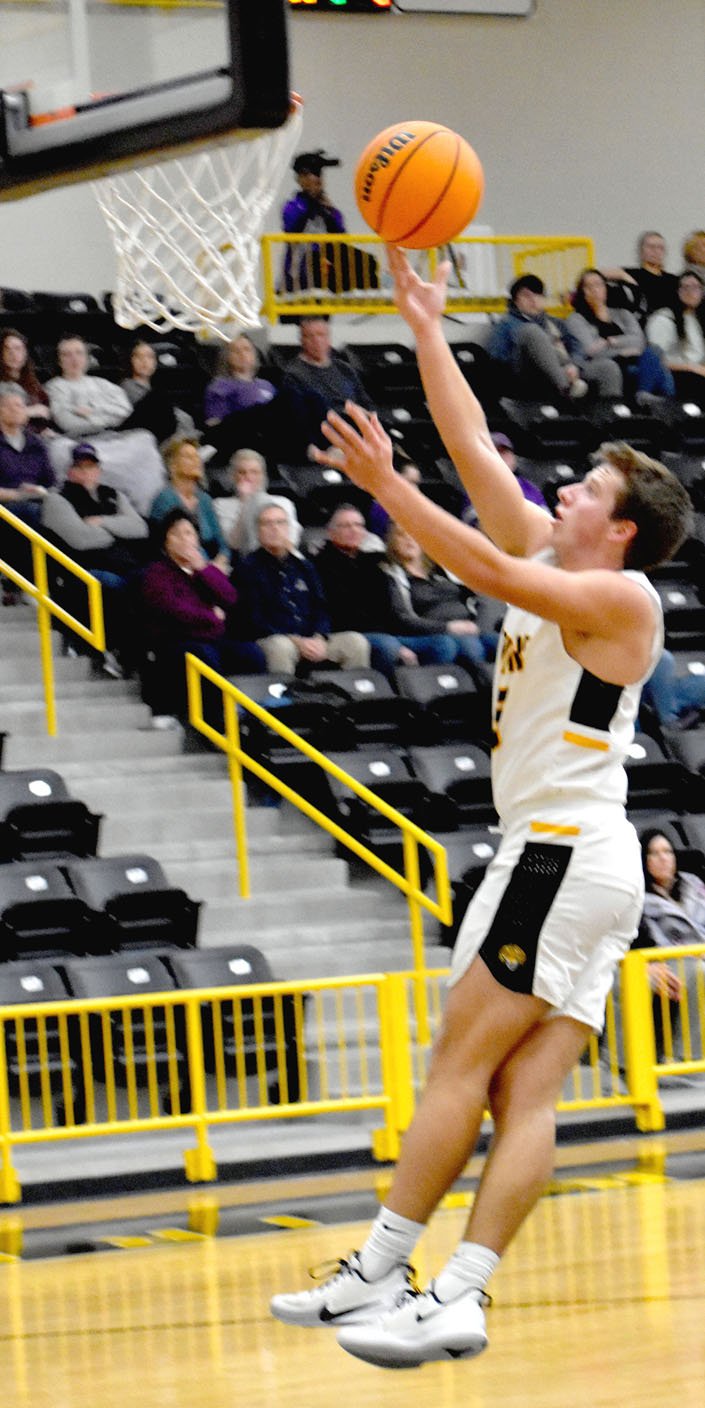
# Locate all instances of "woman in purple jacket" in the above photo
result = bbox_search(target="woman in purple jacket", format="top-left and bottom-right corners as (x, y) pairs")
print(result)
(140, 508), (264, 723)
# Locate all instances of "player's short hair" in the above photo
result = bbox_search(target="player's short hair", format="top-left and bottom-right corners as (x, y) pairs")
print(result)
(594, 441), (693, 570)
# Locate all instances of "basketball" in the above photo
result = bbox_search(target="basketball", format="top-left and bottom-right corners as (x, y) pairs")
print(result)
(354, 120), (484, 249)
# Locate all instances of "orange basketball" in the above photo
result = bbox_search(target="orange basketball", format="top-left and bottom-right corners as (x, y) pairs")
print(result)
(354, 120), (484, 249)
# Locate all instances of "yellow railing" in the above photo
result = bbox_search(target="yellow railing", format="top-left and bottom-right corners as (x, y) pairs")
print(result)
(260, 232), (595, 322)
(621, 943), (705, 1130)
(1, 950), (693, 1204)
(185, 652), (452, 1042)
(0, 505), (106, 736)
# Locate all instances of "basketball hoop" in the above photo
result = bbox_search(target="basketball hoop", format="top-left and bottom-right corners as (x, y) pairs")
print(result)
(93, 96), (303, 338)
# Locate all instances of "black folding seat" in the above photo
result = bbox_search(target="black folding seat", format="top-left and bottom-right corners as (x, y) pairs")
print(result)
(0, 769), (101, 863)
(450, 342), (499, 408)
(394, 662), (488, 744)
(344, 343), (421, 397)
(661, 726), (705, 812)
(628, 813), (687, 848)
(625, 734), (688, 812)
(408, 743), (495, 830)
(32, 289), (101, 314)
(308, 667), (415, 747)
(230, 672), (350, 807)
(653, 581), (705, 651)
(275, 463), (370, 526)
(0, 860), (94, 960)
(0, 959), (76, 1107)
(165, 945), (303, 1105)
(677, 814), (705, 857)
(501, 400), (595, 460)
(62, 952), (184, 1098)
(63, 855), (200, 952)
(591, 403), (668, 457)
(323, 747), (433, 877)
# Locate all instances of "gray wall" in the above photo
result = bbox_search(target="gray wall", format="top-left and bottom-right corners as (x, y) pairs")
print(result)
(1, 0), (702, 296)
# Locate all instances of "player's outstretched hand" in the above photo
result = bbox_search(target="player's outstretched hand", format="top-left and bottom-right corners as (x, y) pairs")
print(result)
(312, 403), (394, 495)
(386, 244), (451, 333)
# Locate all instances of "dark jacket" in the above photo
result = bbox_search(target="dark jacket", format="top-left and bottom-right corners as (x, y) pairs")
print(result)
(314, 542), (392, 632)
(237, 548), (330, 639)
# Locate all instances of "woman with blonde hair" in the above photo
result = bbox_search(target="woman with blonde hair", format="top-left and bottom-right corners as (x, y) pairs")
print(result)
(149, 436), (229, 570)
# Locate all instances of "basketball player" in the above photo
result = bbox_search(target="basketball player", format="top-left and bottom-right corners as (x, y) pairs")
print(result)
(270, 247), (692, 1369)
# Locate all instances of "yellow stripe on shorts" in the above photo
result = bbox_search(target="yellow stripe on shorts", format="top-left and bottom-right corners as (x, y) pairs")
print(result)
(562, 730), (610, 752)
(530, 821), (581, 837)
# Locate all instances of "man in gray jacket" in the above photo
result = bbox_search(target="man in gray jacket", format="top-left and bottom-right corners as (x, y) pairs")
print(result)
(41, 441), (148, 675)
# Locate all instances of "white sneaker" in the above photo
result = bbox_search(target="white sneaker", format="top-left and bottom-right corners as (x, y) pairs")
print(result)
(336, 1282), (489, 1369)
(568, 376), (589, 399)
(270, 1252), (416, 1328)
(151, 714), (180, 730)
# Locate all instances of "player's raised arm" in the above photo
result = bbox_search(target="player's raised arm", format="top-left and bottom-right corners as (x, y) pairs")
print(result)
(387, 245), (552, 559)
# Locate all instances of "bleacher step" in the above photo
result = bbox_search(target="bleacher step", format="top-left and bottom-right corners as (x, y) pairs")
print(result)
(5, 728), (184, 766)
(165, 854), (349, 900)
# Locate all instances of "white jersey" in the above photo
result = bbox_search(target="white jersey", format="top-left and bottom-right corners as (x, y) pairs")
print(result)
(490, 553), (663, 826)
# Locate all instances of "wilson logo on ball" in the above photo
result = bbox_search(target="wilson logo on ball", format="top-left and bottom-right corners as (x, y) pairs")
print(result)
(355, 119), (484, 250)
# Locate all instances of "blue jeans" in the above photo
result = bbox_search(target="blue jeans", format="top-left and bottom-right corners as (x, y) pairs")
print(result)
(643, 649), (705, 726)
(365, 632), (457, 679)
(623, 345), (675, 398)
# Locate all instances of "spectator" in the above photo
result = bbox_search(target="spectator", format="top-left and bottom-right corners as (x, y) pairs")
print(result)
(203, 334), (277, 461)
(368, 455), (423, 540)
(487, 273), (589, 402)
(383, 522), (486, 666)
(646, 270), (705, 406)
(0, 328), (52, 433)
(639, 829), (705, 1065)
(642, 648), (705, 730)
(602, 231), (680, 321)
(41, 441), (148, 676)
(282, 150), (379, 296)
(150, 436), (230, 570)
(278, 317), (374, 462)
(0, 385), (56, 604)
(45, 335), (165, 514)
(139, 508), (264, 724)
(681, 229), (705, 282)
(313, 503), (454, 677)
(567, 268), (674, 402)
(0, 386), (55, 526)
(237, 500), (369, 673)
(121, 340), (196, 444)
(212, 448), (302, 557)
(489, 432), (548, 510)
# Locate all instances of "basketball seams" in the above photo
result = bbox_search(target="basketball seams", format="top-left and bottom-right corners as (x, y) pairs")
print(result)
(395, 133), (462, 245)
(375, 127), (453, 241)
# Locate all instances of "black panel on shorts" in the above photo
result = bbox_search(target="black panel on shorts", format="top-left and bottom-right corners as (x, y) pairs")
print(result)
(569, 669), (623, 731)
(479, 841), (573, 995)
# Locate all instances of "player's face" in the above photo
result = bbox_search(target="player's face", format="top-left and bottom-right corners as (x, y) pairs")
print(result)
(554, 465), (627, 561)
(646, 834), (676, 891)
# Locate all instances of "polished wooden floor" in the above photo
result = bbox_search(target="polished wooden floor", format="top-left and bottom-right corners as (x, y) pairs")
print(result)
(2, 1147), (705, 1408)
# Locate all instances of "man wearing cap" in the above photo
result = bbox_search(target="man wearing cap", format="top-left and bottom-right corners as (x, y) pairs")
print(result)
(488, 274), (589, 403)
(282, 151), (347, 293)
(41, 442), (148, 675)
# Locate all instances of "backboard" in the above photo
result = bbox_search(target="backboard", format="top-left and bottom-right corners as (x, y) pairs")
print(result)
(0, 0), (290, 201)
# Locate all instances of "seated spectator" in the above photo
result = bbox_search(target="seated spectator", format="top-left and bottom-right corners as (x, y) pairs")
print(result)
(567, 268), (674, 402)
(488, 273), (589, 403)
(681, 229), (705, 283)
(642, 647), (705, 730)
(602, 231), (680, 321)
(237, 500), (369, 674)
(278, 317), (374, 462)
(41, 441), (148, 676)
(212, 448), (302, 557)
(45, 335), (165, 514)
(313, 503), (454, 677)
(646, 270), (705, 406)
(140, 508), (264, 723)
(383, 523), (486, 666)
(0, 328), (52, 433)
(150, 436), (230, 570)
(0, 385), (56, 604)
(368, 454), (422, 541)
(465, 432), (548, 517)
(203, 334), (278, 460)
(0, 386), (55, 526)
(639, 829), (705, 1063)
(121, 340), (196, 445)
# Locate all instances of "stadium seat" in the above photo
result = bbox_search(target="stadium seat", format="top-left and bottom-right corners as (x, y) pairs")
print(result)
(394, 662), (488, 744)
(408, 743), (495, 829)
(0, 959), (77, 1108)
(275, 463), (371, 526)
(32, 289), (101, 314)
(63, 855), (200, 952)
(165, 945), (303, 1104)
(62, 951), (184, 1099)
(308, 667), (415, 747)
(653, 581), (705, 651)
(0, 860), (93, 960)
(661, 726), (705, 811)
(0, 768), (101, 863)
(625, 734), (688, 812)
(322, 746), (433, 878)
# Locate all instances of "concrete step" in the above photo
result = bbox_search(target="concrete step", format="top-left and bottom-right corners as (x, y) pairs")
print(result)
(2, 654), (93, 685)
(198, 885), (407, 937)
(74, 775), (235, 810)
(58, 753), (226, 783)
(0, 698), (152, 735)
(270, 940), (452, 979)
(0, 679), (138, 704)
(4, 728), (183, 766)
(165, 854), (349, 901)
(134, 830), (333, 866)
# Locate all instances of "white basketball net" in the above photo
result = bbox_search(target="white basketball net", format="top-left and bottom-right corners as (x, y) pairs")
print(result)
(93, 99), (303, 338)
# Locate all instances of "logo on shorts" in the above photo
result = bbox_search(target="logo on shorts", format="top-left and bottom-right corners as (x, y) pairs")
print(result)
(498, 944), (526, 971)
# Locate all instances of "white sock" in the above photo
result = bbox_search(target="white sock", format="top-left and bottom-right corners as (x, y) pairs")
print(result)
(433, 1241), (501, 1302)
(358, 1206), (425, 1281)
